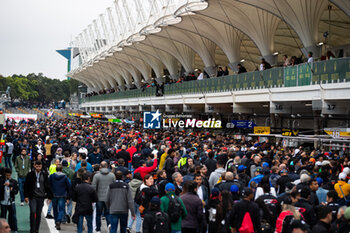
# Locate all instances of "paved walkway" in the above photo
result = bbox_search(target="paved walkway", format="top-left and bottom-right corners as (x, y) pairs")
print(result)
(6, 160), (138, 233)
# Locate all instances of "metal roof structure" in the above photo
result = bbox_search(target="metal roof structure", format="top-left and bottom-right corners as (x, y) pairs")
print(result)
(67, 0), (350, 90)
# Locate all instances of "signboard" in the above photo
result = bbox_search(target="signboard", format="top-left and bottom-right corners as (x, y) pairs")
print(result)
(254, 126), (270, 135)
(4, 114), (37, 122)
(230, 120), (256, 129)
(108, 118), (122, 123)
(282, 128), (299, 136)
(324, 128), (350, 138)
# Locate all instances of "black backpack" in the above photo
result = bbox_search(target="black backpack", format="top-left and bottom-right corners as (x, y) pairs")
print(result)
(259, 194), (279, 220)
(153, 211), (170, 233)
(166, 195), (183, 223)
(134, 187), (143, 205)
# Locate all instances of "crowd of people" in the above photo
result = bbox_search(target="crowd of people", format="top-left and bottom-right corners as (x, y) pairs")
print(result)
(1, 117), (350, 233)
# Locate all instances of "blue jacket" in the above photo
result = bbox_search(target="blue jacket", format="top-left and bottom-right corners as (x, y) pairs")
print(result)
(87, 152), (103, 165)
(248, 174), (264, 187)
(49, 172), (71, 198)
(75, 161), (93, 173)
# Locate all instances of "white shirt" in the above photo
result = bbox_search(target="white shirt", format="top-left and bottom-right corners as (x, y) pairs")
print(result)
(197, 186), (204, 201)
(307, 57), (314, 63)
(254, 187), (277, 200)
(197, 73), (204, 80)
(259, 63), (264, 71)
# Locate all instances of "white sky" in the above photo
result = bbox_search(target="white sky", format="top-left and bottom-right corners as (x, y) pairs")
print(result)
(0, 0), (113, 80)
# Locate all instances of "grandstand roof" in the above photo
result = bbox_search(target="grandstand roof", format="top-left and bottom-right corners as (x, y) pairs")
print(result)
(67, 0), (350, 90)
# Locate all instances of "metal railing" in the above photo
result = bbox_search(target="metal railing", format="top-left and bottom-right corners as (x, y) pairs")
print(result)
(83, 57), (350, 103)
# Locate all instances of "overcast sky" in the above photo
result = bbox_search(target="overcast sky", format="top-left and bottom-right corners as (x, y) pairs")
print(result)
(0, 0), (113, 80)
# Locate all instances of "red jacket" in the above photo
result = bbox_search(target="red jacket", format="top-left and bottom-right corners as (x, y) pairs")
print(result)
(133, 159), (158, 179)
(126, 146), (137, 163)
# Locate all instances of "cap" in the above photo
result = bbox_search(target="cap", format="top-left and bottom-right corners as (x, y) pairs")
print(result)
(78, 147), (88, 155)
(165, 183), (175, 192)
(315, 161), (322, 167)
(242, 187), (253, 197)
(291, 220), (309, 231)
(150, 196), (160, 205)
(309, 158), (316, 163)
(62, 160), (68, 167)
(316, 177), (323, 186)
(254, 167), (262, 173)
(139, 160), (146, 166)
(280, 169), (288, 174)
(339, 172), (347, 181)
(230, 184), (239, 193)
(238, 165), (247, 172)
(57, 148), (63, 151)
(262, 162), (269, 168)
(343, 167), (350, 175)
(211, 188), (220, 197)
(344, 207), (350, 220)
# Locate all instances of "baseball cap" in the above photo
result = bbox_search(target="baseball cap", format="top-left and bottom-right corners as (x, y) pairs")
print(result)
(309, 158), (316, 163)
(291, 220), (309, 231)
(211, 188), (220, 197)
(316, 177), (323, 186)
(150, 196), (161, 205)
(262, 162), (269, 168)
(241, 187), (253, 197)
(230, 185), (239, 193)
(339, 172), (347, 181)
(238, 165), (247, 172)
(344, 207), (350, 220)
(165, 183), (175, 192)
(343, 167), (350, 175)
(254, 167), (262, 173)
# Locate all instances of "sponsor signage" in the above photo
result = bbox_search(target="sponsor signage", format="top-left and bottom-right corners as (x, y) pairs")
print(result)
(254, 126), (270, 135)
(4, 114), (37, 122)
(282, 129), (299, 136)
(229, 120), (256, 129)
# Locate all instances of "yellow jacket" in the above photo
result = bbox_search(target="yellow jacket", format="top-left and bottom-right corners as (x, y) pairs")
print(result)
(158, 152), (168, 170)
(334, 180), (350, 198)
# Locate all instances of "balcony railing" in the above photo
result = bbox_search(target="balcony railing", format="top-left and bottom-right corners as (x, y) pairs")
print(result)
(83, 57), (350, 103)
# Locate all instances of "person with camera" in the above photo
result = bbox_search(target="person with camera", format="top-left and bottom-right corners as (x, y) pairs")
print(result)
(0, 168), (19, 233)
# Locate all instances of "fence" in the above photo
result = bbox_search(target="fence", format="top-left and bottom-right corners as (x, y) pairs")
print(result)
(84, 57), (350, 102)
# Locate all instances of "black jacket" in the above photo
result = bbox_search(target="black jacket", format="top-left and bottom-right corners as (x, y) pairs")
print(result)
(164, 157), (175, 181)
(228, 199), (260, 232)
(116, 150), (130, 167)
(143, 209), (170, 233)
(311, 221), (331, 233)
(294, 198), (317, 226)
(0, 177), (18, 203)
(24, 170), (53, 199)
(72, 182), (98, 215)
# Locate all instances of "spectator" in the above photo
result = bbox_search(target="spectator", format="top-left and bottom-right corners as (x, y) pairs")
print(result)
(0, 218), (11, 233)
(312, 206), (332, 233)
(307, 51), (314, 63)
(283, 55), (290, 67)
(127, 172), (143, 233)
(260, 58), (272, 71)
(133, 154), (158, 180)
(161, 183), (187, 233)
(117, 145), (131, 168)
(180, 181), (203, 233)
(142, 196), (171, 233)
(106, 170), (135, 233)
(24, 160), (53, 233)
(72, 172), (98, 233)
(0, 168), (18, 232)
(228, 187), (260, 233)
(209, 159), (225, 190)
(4, 138), (14, 169)
(172, 172), (184, 196)
(92, 161), (116, 233)
(237, 64), (247, 74)
(49, 164), (71, 230)
(197, 69), (204, 80)
(14, 148), (31, 206)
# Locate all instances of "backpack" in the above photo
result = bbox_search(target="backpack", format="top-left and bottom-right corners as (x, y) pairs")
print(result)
(259, 194), (279, 220)
(239, 212), (254, 233)
(153, 211), (170, 233)
(134, 187), (143, 205)
(166, 195), (183, 223)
